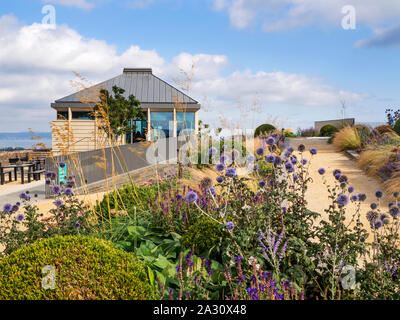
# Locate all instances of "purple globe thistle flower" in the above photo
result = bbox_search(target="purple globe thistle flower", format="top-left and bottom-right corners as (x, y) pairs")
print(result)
(225, 167), (237, 178)
(333, 169), (341, 177)
(338, 175), (348, 183)
(256, 147), (265, 156)
(337, 194), (349, 207)
(309, 148), (318, 155)
(266, 154), (276, 163)
(373, 220), (383, 229)
(348, 186), (354, 193)
(287, 146), (294, 153)
(389, 202), (394, 208)
(259, 180), (266, 188)
(297, 144), (305, 153)
(220, 154), (230, 163)
(266, 136), (276, 146)
(291, 157), (298, 165)
(293, 174), (299, 181)
(51, 185), (61, 195)
(318, 168), (326, 175)
(370, 202), (378, 210)
(301, 159), (308, 165)
(2, 203), (12, 214)
(226, 221), (235, 230)
(206, 187), (216, 197)
(394, 192), (399, 198)
(11, 205), (19, 212)
(285, 162), (294, 172)
(25, 195), (31, 201)
(274, 156), (282, 166)
(50, 172), (57, 180)
(216, 176), (224, 183)
(334, 173), (341, 180)
(366, 210), (379, 222)
(185, 191), (198, 203)
(209, 147), (218, 156)
(16, 214), (24, 221)
(283, 151), (291, 158)
(74, 221), (80, 228)
(64, 188), (73, 196)
(389, 206), (400, 218)
(54, 199), (64, 208)
(358, 193), (367, 201)
(45, 178), (51, 185)
(59, 162), (66, 168)
(375, 190), (384, 199)
(19, 192), (26, 200)
(215, 163), (225, 172)
(45, 171), (52, 178)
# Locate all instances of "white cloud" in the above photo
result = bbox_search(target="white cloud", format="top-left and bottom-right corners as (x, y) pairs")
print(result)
(42, 0), (96, 10)
(212, 0), (400, 31)
(0, 14), (364, 131)
(355, 24), (400, 47)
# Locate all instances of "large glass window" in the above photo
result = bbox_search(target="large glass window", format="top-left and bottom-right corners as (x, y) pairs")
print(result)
(126, 118), (147, 143)
(177, 112), (195, 136)
(71, 111), (95, 120)
(57, 111), (68, 120)
(151, 112), (173, 139)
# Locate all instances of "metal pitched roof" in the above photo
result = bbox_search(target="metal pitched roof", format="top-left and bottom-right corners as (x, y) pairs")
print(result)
(55, 68), (199, 105)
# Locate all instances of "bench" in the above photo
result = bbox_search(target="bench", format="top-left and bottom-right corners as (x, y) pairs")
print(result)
(28, 169), (45, 181)
(0, 162), (13, 185)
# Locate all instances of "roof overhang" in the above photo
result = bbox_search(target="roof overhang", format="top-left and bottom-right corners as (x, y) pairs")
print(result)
(51, 102), (201, 110)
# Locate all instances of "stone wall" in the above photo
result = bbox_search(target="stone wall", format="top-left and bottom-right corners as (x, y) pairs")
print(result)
(314, 118), (355, 133)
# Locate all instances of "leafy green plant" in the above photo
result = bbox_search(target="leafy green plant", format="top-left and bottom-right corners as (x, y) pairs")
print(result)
(0, 235), (155, 300)
(255, 124), (276, 137)
(320, 125), (338, 137)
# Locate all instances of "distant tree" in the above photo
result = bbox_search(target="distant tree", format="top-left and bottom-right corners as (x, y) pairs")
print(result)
(94, 85), (145, 137)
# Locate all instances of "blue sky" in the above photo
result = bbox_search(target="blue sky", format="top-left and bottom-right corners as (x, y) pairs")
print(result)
(0, 0), (399, 132)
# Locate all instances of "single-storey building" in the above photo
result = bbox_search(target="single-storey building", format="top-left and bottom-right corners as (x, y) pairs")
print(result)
(51, 68), (201, 154)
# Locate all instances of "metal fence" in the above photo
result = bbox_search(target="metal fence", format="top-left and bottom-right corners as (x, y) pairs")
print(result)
(44, 137), (180, 198)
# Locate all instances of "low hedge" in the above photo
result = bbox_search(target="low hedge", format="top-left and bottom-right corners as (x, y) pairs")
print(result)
(319, 125), (338, 137)
(0, 235), (155, 300)
(255, 124), (276, 137)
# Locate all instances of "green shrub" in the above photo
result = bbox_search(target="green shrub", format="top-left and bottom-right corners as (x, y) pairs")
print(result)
(394, 119), (400, 136)
(255, 124), (276, 137)
(181, 217), (226, 258)
(319, 125), (338, 137)
(0, 235), (155, 300)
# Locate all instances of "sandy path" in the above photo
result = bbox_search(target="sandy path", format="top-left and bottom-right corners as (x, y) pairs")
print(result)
(288, 138), (392, 242)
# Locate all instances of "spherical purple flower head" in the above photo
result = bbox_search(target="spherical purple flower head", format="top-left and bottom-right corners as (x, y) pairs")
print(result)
(301, 159), (307, 165)
(253, 163), (259, 170)
(394, 192), (399, 198)
(338, 175), (348, 184)
(291, 157), (298, 165)
(51, 185), (61, 195)
(366, 210), (378, 222)
(226, 221), (235, 231)
(74, 221), (80, 228)
(209, 147), (218, 156)
(45, 171), (52, 178)
(266, 136), (276, 146)
(247, 154), (256, 162)
(348, 186), (354, 193)
(350, 194), (359, 202)
(274, 156), (283, 167)
(334, 173), (341, 180)
(59, 162), (66, 168)
(16, 214), (24, 221)
(259, 180), (266, 188)
(389, 206), (400, 218)
(64, 188), (73, 196)
(375, 190), (384, 199)
(285, 162), (294, 173)
(309, 148), (318, 155)
(297, 144), (306, 152)
(185, 191), (198, 204)
(215, 163), (225, 172)
(54, 199), (64, 208)
(370, 202), (378, 210)
(234, 256), (243, 261)
(293, 174), (299, 181)
(358, 193), (367, 201)
(388, 202), (394, 208)
(11, 205), (19, 212)
(220, 154), (230, 164)
(372, 220), (383, 230)
(216, 175), (224, 183)
(2, 203), (12, 214)
(256, 147), (265, 156)
(45, 178), (51, 185)
(283, 150), (291, 158)
(50, 172), (57, 180)
(266, 154), (275, 163)
(337, 194), (349, 207)
(287, 146), (294, 154)
(225, 167), (237, 178)
(207, 187), (216, 197)
(19, 192), (26, 200)
(318, 168), (326, 175)
(25, 195), (31, 201)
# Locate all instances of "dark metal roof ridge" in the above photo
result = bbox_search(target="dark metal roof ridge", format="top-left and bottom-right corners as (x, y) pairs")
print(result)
(123, 68), (152, 73)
